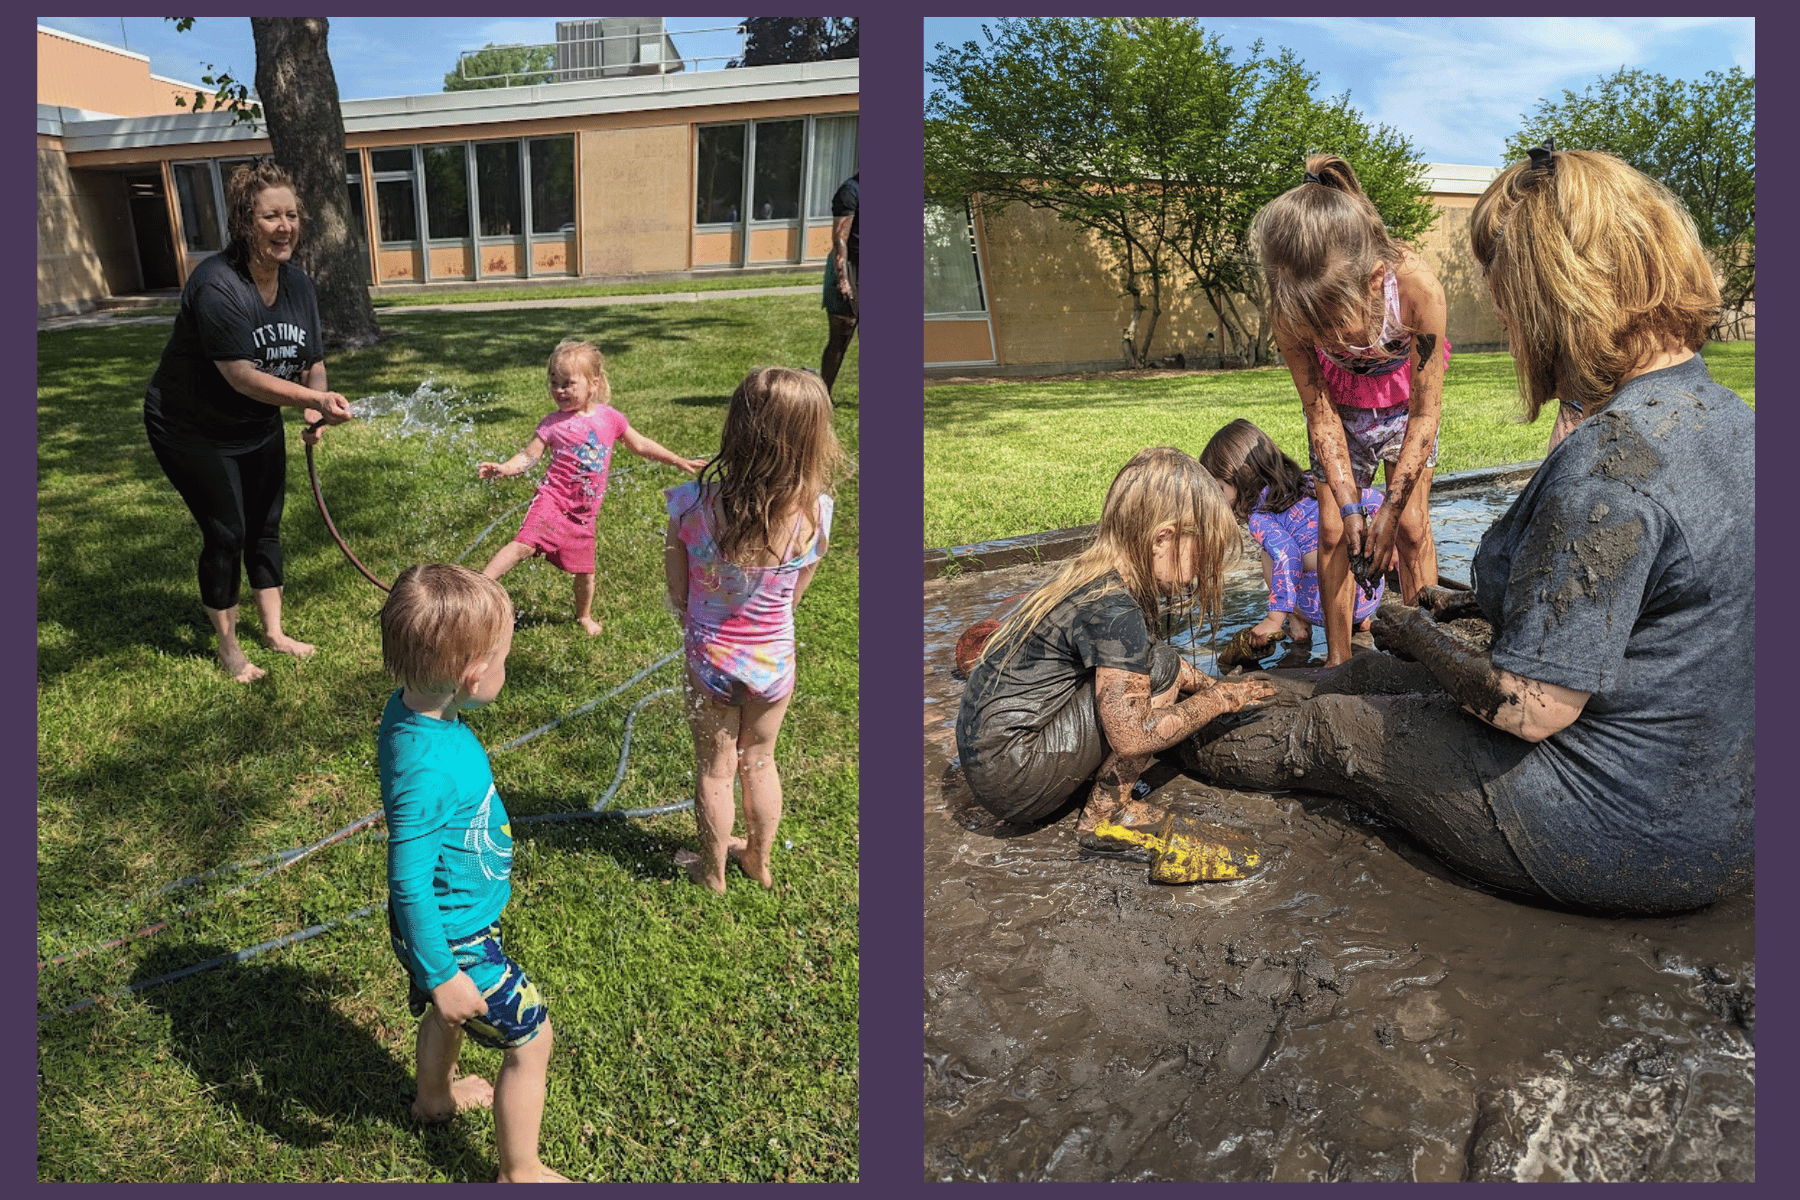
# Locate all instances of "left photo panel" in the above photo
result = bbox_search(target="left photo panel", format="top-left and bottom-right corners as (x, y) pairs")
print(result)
(36, 16), (858, 1182)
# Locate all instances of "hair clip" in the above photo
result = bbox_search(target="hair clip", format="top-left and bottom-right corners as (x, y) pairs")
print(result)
(1527, 137), (1556, 173)
(1302, 171), (1323, 185)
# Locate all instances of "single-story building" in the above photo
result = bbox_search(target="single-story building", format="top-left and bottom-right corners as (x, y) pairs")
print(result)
(38, 24), (858, 317)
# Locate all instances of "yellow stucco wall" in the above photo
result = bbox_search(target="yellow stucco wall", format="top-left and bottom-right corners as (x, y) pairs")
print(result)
(38, 29), (210, 117)
(1414, 194), (1505, 349)
(38, 141), (107, 315)
(579, 124), (690, 276)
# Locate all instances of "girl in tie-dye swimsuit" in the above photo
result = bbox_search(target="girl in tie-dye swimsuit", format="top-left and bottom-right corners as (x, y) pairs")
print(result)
(664, 366), (844, 893)
(1251, 153), (1451, 666)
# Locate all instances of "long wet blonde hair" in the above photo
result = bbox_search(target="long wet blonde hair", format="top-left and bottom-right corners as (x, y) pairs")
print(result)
(1250, 153), (1411, 355)
(697, 366), (845, 566)
(979, 447), (1238, 671)
(1470, 146), (1720, 421)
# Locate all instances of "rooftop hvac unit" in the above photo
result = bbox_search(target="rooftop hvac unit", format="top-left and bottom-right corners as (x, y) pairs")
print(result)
(555, 18), (684, 80)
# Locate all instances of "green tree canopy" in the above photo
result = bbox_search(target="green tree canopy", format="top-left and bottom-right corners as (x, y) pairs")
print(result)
(1507, 65), (1754, 337)
(926, 17), (1433, 366)
(731, 17), (858, 67)
(444, 43), (556, 91)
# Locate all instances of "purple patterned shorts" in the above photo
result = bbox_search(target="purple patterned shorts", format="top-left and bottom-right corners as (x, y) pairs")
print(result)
(1310, 401), (1439, 491)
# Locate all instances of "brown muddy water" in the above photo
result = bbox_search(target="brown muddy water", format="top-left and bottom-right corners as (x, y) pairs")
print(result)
(921, 481), (1754, 1182)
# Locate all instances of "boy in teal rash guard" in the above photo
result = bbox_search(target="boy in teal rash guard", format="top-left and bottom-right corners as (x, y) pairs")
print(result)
(378, 563), (568, 1183)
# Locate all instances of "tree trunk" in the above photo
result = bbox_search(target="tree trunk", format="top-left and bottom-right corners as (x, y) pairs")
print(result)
(252, 18), (381, 351)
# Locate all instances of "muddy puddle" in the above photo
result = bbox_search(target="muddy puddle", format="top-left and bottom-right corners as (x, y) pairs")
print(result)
(921, 481), (1754, 1182)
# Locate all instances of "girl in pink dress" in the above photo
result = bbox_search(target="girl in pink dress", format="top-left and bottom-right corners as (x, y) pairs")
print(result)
(479, 339), (705, 634)
(663, 367), (845, 893)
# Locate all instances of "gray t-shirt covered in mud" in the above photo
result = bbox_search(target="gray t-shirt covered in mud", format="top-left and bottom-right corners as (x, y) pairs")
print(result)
(955, 575), (1153, 815)
(1471, 354), (1753, 912)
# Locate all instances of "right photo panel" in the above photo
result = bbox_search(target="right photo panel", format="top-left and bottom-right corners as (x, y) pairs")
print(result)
(922, 16), (1754, 1183)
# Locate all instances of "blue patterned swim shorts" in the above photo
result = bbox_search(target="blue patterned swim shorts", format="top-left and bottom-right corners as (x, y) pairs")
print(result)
(390, 911), (548, 1051)
(1310, 401), (1439, 491)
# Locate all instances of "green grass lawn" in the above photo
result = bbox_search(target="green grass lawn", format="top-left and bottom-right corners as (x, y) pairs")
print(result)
(37, 295), (858, 1182)
(923, 341), (1753, 549)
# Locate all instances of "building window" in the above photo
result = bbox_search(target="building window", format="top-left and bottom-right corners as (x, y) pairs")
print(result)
(370, 147), (419, 244)
(344, 152), (367, 247)
(924, 200), (986, 316)
(422, 143), (471, 240)
(751, 120), (803, 221)
(808, 115), (858, 219)
(476, 142), (522, 237)
(172, 162), (223, 252)
(696, 125), (745, 225)
(528, 136), (575, 234)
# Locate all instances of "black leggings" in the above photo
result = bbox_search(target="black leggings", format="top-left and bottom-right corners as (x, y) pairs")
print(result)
(966, 643), (1183, 825)
(148, 428), (287, 611)
(1179, 665), (1545, 900)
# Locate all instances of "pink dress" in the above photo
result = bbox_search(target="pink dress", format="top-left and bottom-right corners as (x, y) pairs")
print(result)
(666, 480), (833, 704)
(514, 405), (630, 574)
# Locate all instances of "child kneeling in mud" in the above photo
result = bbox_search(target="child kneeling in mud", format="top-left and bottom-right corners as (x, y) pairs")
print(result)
(378, 564), (568, 1183)
(953, 447), (1275, 880)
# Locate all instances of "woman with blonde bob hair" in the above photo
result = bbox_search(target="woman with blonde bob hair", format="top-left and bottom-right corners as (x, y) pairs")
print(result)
(1183, 144), (1753, 915)
(955, 448), (1275, 860)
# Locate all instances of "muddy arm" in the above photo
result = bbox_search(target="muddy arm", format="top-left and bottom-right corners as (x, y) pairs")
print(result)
(1372, 599), (1589, 743)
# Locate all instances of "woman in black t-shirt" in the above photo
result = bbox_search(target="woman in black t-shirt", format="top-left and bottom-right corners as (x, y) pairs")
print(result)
(954, 448), (1275, 867)
(144, 160), (354, 682)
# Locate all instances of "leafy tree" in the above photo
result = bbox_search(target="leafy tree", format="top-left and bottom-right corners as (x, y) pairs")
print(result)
(926, 17), (1433, 367)
(1508, 66), (1754, 338)
(444, 43), (556, 91)
(732, 17), (858, 67)
(169, 18), (380, 349)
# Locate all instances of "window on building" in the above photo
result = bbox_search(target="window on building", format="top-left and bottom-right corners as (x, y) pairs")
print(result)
(751, 120), (802, 221)
(370, 148), (419, 244)
(696, 124), (745, 225)
(924, 200), (986, 316)
(344, 152), (367, 246)
(528, 137), (574, 234)
(476, 142), (522, 237)
(422, 144), (470, 240)
(172, 163), (223, 252)
(808, 115), (858, 220)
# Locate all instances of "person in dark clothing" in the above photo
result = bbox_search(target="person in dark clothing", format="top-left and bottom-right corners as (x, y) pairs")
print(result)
(1183, 145), (1753, 915)
(144, 159), (354, 681)
(820, 172), (858, 393)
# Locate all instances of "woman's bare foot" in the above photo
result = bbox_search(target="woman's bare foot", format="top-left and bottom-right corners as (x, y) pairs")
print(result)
(728, 844), (774, 889)
(577, 616), (603, 637)
(218, 643), (267, 683)
(411, 1073), (495, 1123)
(674, 848), (727, 894)
(262, 632), (316, 658)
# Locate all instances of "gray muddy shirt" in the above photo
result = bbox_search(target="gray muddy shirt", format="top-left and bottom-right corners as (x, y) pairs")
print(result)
(1472, 354), (1753, 911)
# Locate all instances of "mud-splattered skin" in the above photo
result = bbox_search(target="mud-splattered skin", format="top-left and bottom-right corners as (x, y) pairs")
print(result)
(1084, 667), (1275, 825)
(1370, 597), (1589, 743)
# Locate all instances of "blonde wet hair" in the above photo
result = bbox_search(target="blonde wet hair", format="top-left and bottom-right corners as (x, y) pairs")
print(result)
(549, 337), (612, 406)
(1250, 153), (1411, 355)
(1469, 146), (1720, 421)
(980, 446), (1238, 672)
(698, 366), (845, 566)
(380, 564), (512, 694)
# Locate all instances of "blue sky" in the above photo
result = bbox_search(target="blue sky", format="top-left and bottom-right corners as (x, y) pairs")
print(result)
(923, 17), (1755, 166)
(38, 17), (752, 102)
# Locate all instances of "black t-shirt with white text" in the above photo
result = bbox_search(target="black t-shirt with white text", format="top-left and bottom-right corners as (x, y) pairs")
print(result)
(145, 253), (323, 452)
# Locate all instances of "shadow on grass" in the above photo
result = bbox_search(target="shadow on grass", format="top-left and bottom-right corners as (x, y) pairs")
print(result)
(132, 941), (491, 1180)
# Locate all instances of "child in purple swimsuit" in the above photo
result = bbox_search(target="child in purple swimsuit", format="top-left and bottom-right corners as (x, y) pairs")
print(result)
(664, 367), (844, 894)
(1201, 419), (1383, 661)
(479, 338), (705, 634)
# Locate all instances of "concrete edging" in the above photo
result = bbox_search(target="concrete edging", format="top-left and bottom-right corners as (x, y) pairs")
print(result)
(924, 460), (1542, 580)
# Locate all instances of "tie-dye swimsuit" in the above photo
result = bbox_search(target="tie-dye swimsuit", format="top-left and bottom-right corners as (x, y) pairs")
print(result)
(666, 480), (833, 704)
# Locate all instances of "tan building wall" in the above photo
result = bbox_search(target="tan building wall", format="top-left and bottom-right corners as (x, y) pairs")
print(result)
(37, 27), (209, 117)
(582, 124), (690, 276)
(1413, 193), (1506, 350)
(38, 138), (148, 315)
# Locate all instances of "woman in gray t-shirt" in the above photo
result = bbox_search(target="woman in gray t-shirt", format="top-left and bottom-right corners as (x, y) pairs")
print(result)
(1184, 146), (1752, 915)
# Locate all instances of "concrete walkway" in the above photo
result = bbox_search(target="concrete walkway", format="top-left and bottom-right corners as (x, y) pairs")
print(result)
(38, 284), (817, 333)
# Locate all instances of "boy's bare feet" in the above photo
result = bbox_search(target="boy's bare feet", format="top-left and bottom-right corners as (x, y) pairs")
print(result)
(577, 617), (603, 637)
(411, 1073), (495, 1123)
(262, 632), (316, 658)
(674, 849), (727, 894)
(218, 644), (267, 683)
